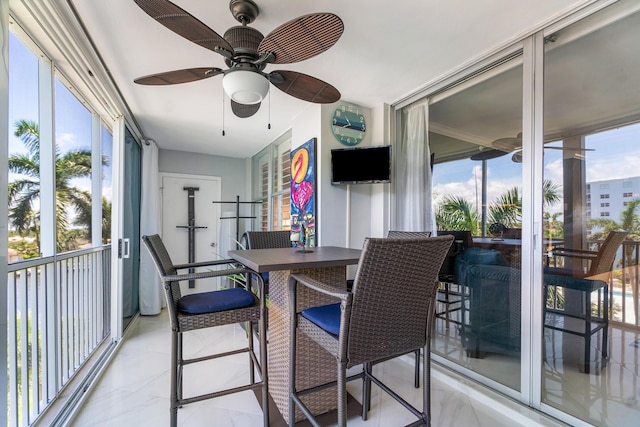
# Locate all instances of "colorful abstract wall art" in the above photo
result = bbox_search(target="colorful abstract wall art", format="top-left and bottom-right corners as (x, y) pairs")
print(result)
(290, 138), (317, 247)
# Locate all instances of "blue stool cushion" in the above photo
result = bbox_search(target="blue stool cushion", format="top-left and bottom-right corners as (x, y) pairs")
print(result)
(301, 303), (341, 336)
(261, 272), (270, 284)
(178, 288), (255, 314)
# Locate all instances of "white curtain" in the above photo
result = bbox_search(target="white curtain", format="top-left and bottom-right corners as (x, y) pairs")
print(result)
(396, 100), (433, 232)
(139, 141), (163, 314)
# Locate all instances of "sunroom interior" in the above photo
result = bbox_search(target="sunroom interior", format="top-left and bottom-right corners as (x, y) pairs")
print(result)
(2, 1), (640, 427)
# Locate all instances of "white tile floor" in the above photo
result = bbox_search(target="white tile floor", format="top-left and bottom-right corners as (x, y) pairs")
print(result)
(69, 310), (563, 427)
(432, 301), (640, 427)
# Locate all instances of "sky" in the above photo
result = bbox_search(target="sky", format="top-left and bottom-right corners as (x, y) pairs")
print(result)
(8, 31), (113, 222)
(433, 122), (640, 220)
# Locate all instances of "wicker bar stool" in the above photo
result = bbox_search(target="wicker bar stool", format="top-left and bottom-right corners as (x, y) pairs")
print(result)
(142, 234), (269, 427)
(242, 230), (292, 250)
(241, 230), (292, 289)
(385, 231), (432, 389)
(288, 235), (453, 427)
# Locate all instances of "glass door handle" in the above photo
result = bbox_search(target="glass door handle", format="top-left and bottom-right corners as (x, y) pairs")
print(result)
(123, 238), (130, 259)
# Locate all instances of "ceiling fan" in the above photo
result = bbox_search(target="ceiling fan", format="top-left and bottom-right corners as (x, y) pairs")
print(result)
(132, 0), (344, 118)
(471, 133), (593, 162)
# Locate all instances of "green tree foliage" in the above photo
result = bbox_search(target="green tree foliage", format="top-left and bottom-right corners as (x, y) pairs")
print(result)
(436, 179), (561, 234)
(8, 119), (109, 253)
(435, 195), (481, 234)
(588, 198), (640, 241)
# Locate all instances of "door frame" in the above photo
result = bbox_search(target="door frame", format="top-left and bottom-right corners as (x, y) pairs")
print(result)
(110, 117), (125, 341)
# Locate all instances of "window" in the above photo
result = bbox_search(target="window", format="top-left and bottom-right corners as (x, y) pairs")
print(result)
(623, 192), (633, 197)
(101, 125), (113, 244)
(251, 131), (291, 231)
(601, 202), (609, 207)
(54, 76), (93, 252)
(600, 212), (610, 217)
(623, 181), (633, 188)
(600, 183), (610, 190)
(8, 31), (40, 260)
(252, 148), (270, 231)
(6, 17), (117, 426)
(600, 194), (610, 199)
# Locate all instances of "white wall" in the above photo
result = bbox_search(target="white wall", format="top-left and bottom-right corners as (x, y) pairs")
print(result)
(158, 149), (253, 251)
(324, 101), (376, 249)
(289, 100), (393, 250)
(158, 100), (392, 252)
(158, 149), (248, 203)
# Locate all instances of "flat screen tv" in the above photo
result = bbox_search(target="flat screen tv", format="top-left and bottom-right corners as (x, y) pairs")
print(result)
(331, 145), (392, 184)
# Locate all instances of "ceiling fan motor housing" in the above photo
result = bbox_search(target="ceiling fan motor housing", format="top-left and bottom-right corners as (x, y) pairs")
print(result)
(224, 26), (263, 56)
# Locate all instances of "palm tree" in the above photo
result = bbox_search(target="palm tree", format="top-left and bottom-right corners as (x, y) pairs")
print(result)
(487, 187), (521, 227)
(544, 211), (564, 239)
(8, 119), (107, 252)
(587, 199), (640, 241)
(74, 196), (112, 244)
(435, 195), (481, 234)
(543, 179), (562, 207)
(436, 179), (561, 234)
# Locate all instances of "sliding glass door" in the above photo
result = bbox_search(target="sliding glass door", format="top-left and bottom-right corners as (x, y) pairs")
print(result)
(540, 1), (640, 425)
(121, 127), (141, 330)
(397, 2), (640, 424)
(427, 54), (524, 392)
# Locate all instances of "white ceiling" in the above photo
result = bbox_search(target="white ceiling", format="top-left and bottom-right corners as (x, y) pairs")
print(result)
(52, 1), (590, 157)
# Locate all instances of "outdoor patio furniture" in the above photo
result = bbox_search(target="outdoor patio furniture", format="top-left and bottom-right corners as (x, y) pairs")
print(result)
(142, 234), (269, 427)
(288, 235), (453, 426)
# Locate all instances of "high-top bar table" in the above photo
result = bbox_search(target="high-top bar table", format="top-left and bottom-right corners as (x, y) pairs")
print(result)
(228, 246), (361, 422)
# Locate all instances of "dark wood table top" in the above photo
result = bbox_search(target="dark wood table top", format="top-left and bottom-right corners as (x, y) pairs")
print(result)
(228, 246), (362, 273)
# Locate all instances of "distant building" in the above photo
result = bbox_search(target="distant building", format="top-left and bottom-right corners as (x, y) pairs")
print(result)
(587, 176), (640, 225)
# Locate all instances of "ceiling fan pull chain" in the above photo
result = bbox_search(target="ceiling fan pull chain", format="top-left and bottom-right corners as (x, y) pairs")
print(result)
(222, 93), (226, 136)
(268, 92), (271, 130)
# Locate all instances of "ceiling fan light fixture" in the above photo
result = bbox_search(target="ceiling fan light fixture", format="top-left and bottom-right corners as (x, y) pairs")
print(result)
(222, 69), (269, 105)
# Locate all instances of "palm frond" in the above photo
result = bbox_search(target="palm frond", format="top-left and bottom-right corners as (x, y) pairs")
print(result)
(8, 155), (39, 177)
(13, 119), (40, 159)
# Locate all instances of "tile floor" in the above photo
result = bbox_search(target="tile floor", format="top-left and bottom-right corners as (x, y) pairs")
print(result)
(432, 300), (640, 427)
(69, 310), (564, 427)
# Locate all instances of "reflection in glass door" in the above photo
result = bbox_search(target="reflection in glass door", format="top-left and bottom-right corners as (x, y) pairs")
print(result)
(541, 1), (640, 425)
(122, 127), (141, 330)
(426, 55), (524, 392)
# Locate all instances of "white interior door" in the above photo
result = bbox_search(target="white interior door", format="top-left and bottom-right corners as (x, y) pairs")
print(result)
(161, 173), (222, 294)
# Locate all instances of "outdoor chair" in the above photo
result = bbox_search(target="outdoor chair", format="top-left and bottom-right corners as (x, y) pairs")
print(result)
(545, 230), (628, 279)
(543, 230), (628, 373)
(436, 230), (473, 325)
(288, 235), (453, 427)
(141, 234), (269, 427)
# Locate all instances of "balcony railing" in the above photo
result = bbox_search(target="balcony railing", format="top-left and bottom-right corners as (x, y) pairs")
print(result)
(6, 246), (111, 427)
